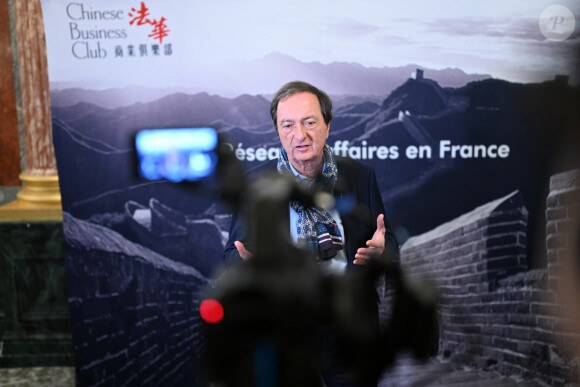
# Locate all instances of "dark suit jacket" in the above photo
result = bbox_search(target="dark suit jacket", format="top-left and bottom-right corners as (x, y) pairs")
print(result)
(223, 156), (399, 266)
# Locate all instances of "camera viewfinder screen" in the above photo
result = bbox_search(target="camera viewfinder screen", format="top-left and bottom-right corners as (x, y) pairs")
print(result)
(135, 127), (218, 182)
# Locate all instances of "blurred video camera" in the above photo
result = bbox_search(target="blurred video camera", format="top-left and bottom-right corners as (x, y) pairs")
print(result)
(135, 127), (439, 386)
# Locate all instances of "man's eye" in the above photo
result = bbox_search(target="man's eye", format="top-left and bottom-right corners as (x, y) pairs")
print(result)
(305, 121), (315, 127)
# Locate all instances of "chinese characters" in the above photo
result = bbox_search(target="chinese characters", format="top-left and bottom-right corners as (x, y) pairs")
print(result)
(114, 43), (173, 58)
(129, 2), (170, 44)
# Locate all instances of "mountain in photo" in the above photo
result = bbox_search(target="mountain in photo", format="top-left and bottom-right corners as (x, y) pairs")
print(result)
(50, 53), (491, 108)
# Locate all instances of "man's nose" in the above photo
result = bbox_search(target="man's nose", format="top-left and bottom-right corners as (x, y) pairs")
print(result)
(295, 123), (308, 139)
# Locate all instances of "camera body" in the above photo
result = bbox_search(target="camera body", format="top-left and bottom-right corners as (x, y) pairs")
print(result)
(132, 128), (438, 385)
(202, 171), (437, 386)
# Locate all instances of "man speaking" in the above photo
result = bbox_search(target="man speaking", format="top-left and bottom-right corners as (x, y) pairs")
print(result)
(223, 80), (399, 385)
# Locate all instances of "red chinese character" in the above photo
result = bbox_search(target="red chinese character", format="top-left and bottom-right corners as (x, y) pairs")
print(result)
(149, 17), (169, 44)
(129, 2), (151, 26)
(129, 2), (170, 44)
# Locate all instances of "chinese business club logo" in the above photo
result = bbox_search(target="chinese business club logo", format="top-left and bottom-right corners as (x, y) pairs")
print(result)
(66, 2), (172, 60)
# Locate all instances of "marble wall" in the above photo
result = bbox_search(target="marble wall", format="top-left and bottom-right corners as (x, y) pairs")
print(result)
(0, 221), (73, 367)
(0, 0), (21, 186)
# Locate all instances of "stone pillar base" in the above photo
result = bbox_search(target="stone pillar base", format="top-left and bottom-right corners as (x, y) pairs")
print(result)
(0, 173), (62, 221)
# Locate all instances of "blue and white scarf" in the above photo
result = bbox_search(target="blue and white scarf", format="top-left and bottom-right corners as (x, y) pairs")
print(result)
(277, 144), (343, 259)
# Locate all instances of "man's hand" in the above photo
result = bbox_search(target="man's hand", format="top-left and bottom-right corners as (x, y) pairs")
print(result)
(234, 241), (253, 261)
(354, 214), (386, 265)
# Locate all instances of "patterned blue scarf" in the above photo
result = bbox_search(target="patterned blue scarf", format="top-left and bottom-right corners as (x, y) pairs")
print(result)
(277, 144), (343, 259)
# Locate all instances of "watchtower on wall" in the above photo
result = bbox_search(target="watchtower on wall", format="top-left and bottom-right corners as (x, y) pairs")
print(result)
(413, 68), (424, 81)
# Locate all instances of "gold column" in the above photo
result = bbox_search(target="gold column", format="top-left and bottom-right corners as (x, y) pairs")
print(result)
(0, 0), (62, 221)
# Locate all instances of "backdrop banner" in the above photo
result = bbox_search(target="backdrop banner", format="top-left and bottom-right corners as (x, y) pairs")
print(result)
(41, 0), (579, 385)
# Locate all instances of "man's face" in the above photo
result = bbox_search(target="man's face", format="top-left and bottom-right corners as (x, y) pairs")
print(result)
(276, 92), (330, 171)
